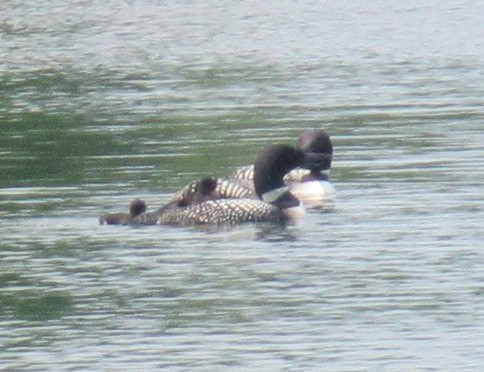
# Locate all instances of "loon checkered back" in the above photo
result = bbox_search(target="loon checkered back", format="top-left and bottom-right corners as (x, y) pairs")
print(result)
(157, 198), (285, 225)
(116, 177), (258, 226)
(170, 177), (256, 205)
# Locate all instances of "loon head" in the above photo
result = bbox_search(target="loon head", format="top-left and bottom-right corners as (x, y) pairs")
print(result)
(297, 129), (333, 172)
(129, 198), (147, 217)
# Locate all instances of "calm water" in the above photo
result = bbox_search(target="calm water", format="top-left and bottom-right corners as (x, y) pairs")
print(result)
(1, 1), (483, 370)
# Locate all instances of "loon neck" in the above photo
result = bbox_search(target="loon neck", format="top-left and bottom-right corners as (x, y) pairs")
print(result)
(253, 145), (305, 198)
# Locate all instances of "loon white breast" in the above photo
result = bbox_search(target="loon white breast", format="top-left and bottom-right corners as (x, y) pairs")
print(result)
(229, 129), (336, 205)
(153, 144), (320, 226)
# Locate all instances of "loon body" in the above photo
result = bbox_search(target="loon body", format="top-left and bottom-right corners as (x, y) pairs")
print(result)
(157, 198), (288, 225)
(154, 144), (309, 225)
(229, 129), (336, 206)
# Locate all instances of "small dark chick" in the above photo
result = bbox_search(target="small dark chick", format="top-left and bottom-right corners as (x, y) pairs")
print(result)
(99, 198), (147, 225)
(176, 177), (219, 207)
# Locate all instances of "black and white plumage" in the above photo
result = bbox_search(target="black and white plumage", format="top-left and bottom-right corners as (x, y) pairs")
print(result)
(101, 145), (303, 226)
(153, 144), (309, 226)
(169, 177), (256, 205)
(157, 198), (286, 225)
(126, 177), (239, 226)
(229, 129), (336, 206)
(230, 129), (333, 182)
(99, 132), (334, 226)
(125, 177), (258, 225)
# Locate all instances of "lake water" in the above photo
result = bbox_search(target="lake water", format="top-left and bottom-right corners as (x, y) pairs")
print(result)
(1, 1), (483, 370)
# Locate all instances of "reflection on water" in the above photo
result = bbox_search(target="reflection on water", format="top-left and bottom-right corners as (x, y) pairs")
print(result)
(1, 1), (483, 370)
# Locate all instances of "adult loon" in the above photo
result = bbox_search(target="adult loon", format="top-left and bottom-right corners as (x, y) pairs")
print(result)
(154, 144), (313, 225)
(99, 141), (329, 226)
(98, 144), (316, 226)
(229, 129), (336, 207)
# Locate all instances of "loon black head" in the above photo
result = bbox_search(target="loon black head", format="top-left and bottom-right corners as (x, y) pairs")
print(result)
(297, 129), (333, 172)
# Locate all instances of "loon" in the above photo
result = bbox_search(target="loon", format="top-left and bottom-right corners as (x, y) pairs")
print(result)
(100, 144), (311, 226)
(99, 140), (329, 226)
(153, 144), (314, 225)
(99, 198), (147, 225)
(229, 129), (336, 207)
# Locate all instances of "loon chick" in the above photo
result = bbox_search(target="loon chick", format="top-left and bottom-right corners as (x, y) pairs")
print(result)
(174, 177), (220, 207)
(169, 176), (256, 207)
(230, 129), (336, 206)
(99, 198), (147, 225)
(155, 144), (313, 226)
